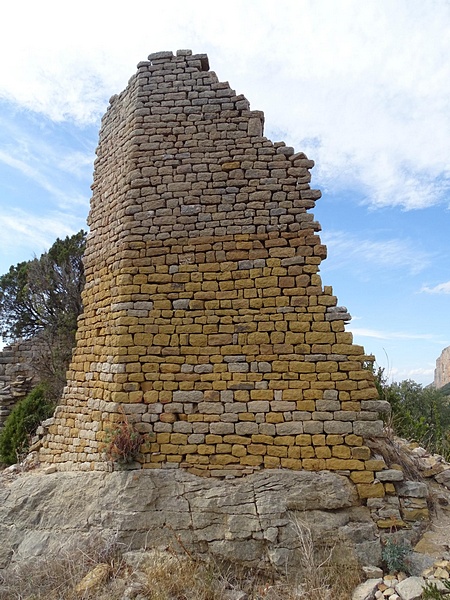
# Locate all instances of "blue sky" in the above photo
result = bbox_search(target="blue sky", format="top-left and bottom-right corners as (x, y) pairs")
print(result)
(0, 0), (449, 386)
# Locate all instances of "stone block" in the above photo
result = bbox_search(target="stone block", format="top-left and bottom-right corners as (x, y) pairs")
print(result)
(209, 422), (235, 435)
(247, 401), (270, 412)
(350, 471), (374, 484)
(323, 421), (352, 435)
(303, 421), (324, 434)
(376, 469), (404, 482)
(331, 445), (351, 459)
(173, 391), (204, 403)
(351, 446), (371, 460)
(353, 420), (384, 437)
(356, 483), (385, 499)
(235, 422), (259, 435)
(275, 422), (304, 435)
(316, 399), (340, 411)
(396, 481), (428, 498)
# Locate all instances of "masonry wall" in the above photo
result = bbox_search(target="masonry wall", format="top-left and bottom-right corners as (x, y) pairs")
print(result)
(40, 50), (390, 496)
(0, 339), (41, 432)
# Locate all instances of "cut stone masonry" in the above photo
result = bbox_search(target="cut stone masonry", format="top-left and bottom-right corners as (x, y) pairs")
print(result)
(0, 339), (41, 433)
(40, 50), (398, 504)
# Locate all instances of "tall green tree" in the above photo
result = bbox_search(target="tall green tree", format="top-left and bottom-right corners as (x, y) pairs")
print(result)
(0, 384), (54, 465)
(0, 230), (87, 399)
(0, 230), (86, 341)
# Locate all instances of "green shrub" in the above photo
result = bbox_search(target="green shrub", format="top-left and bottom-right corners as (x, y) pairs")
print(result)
(422, 579), (450, 599)
(381, 538), (411, 574)
(0, 384), (55, 465)
(374, 367), (450, 461)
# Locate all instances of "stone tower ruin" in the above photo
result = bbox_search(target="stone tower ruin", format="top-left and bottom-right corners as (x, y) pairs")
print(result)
(40, 50), (388, 494)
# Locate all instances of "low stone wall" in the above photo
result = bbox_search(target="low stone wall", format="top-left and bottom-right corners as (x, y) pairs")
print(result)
(0, 339), (41, 432)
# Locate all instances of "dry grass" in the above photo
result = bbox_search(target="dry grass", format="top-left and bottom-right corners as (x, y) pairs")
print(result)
(368, 434), (424, 482)
(0, 535), (122, 600)
(289, 517), (362, 600)
(0, 528), (362, 600)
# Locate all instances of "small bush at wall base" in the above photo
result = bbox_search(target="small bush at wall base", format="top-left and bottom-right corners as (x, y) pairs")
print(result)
(0, 384), (55, 465)
(381, 537), (411, 574)
(105, 411), (142, 466)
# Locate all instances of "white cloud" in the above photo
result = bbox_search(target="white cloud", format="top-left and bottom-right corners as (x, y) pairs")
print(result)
(0, 147), (90, 212)
(56, 151), (94, 179)
(0, 209), (82, 254)
(0, 0), (449, 211)
(385, 366), (436, 385)
(407, 367), (436, 379)
(322, 230), (432, 275)
(0, 113), (93, 210)
(0, 149), (66, 199)
(421, 281), (450, 295)
(350, 327), (441, 342)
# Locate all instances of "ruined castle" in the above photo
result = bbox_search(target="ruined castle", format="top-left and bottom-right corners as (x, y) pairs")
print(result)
(37, 50), (400, 502)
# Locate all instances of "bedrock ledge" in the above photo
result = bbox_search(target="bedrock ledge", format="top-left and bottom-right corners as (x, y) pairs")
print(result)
(0, 468), (383, 572)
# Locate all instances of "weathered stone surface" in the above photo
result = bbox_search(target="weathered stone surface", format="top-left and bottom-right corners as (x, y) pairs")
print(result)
(395, 481), (428, 498)
(435, 346), (450, 389)
(394, 576), (426, 600)
(351, 578), (382, 600)
(0, 469), (381, 573)
(362, 566), (383, 579)
(285, 471), (358, 510)
(414, 532), (448, 558)
(376, 469), (404, 482)
(435, 468), (450, 489)
(407, 552), (436, 576)
(0, 338), (43, 432)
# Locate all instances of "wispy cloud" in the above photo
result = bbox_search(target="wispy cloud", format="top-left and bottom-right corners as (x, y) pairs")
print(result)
(0, 1), (449, 211)
(0, 112), (93, 211)
(350, 327), (442, 343)
(0, 147), (90, 212)
(322, 231), (432, 275)
(0, 149), (66, 200)
(407, 367), (436, 379)
(386, 366), (436, 384)
(56, 151), (94, 179)
(0, 209), (82, 252)
(421, 281), (450, 295)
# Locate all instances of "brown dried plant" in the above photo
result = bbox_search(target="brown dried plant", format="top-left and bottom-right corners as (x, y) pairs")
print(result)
(104, 409), (142, 466)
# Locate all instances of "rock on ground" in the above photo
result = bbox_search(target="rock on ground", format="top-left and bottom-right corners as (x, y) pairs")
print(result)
(0, 468), (380, 572)
(352, 578), (382, 600)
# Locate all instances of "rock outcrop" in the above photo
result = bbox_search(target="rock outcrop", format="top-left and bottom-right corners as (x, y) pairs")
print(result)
(435, 346), (450, 390)
(0, 469), (382, 572)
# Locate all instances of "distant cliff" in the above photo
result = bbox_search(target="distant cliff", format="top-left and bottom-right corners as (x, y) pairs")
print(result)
(435, 346), (450, 389)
